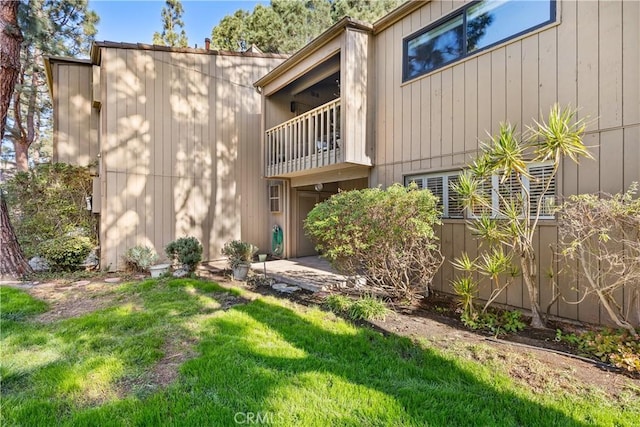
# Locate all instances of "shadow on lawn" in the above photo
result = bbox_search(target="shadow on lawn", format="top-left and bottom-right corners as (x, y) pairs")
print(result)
(2, 283), (593, 426)
(184, 298), (589, 426)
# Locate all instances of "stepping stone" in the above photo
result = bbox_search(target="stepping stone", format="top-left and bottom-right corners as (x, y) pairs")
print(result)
(104, 277), (121, 283)
(72, 280), (91, 286)
(272, 283), (300, 293)
(173, 268), (189, 278)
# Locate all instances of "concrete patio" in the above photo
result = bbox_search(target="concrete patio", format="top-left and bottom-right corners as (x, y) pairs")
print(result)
(207, 256), (346, 292)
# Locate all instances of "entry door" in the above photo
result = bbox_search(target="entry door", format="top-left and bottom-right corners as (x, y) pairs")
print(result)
(296, 192), (321, 257)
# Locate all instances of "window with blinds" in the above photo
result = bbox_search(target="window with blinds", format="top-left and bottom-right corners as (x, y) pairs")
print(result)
(405, 162), (555, 220)
(528, 164), (556, 218)
(497, 171), (524, 214)
(405, 172), (463, 218)
(472, 177), (493, 217)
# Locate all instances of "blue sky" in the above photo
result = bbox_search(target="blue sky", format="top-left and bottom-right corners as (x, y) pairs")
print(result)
(90, 0), (267, 46)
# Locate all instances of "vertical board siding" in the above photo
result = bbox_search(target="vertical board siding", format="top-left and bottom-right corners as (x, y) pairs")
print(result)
(622, 0), (640, 126)
(53, 63), (96, 166)
(598, 1), (622, 130)
(373, 0), (638, 326)
(463, 59), (478, 156)
(97, 48), (283, 269)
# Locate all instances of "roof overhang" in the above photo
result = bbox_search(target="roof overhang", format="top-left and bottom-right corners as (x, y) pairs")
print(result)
(43, 55), (92, 98)
(254, 17), (373, 90)
(372, 0), (428, 34)
(88, 41), (288, 65)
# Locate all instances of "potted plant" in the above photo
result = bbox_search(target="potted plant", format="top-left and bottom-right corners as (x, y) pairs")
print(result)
(165, 236), (203, 274)
(222, 240), (258, 281)
(123, 245), (159, 274)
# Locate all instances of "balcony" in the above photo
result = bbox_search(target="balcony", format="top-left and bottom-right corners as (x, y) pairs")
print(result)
(265, 99), (342, 177)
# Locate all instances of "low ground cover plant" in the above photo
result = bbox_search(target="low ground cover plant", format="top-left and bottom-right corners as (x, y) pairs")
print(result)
(305, 183), (443, 302)
(557, 328), (640, 375)
(461, 309), (526, 336)
(325, 294), (389, 321)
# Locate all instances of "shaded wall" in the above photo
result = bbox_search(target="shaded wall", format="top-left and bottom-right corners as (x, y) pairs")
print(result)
(372, 0), (639, 325)
(51, 62), (99, 166)
(97, 48), (283, 269)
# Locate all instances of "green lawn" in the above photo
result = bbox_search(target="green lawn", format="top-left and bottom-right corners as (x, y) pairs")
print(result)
(1, 278), (638, 426)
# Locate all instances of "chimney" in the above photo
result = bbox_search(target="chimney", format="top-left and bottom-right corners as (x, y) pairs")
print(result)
(205, 38), (210, 50)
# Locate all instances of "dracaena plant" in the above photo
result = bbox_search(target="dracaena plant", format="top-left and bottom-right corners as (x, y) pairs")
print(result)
(451, 104), (593, 329)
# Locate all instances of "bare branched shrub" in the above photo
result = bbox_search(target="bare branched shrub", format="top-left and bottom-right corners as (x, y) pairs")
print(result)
(557, 183), (640, 337)
(304, 183), (443, 302)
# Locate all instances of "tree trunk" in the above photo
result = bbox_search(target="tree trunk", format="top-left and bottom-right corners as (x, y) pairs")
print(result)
(0, 0), (23, 138)
(14, 139), (29, 171)
(0, 194), (32, 279)
(12, 51), (38, 171)
(521, 254), (546, 329)
(1, 0), (32, 279)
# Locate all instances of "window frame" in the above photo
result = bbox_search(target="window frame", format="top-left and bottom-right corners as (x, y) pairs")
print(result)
(405, 171), (464, 219)
(474, 162), (557, 220)
(268, 182), (282, 213)
(405, 161), (556, 220)
(402, 0), (557, 82)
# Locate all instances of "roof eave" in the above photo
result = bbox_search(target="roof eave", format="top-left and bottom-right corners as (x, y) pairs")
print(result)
(89, 40), (288, 60)
(373, 0), (428, 34)
(43, 55), (93, 97)
(254, 17), (373, 89)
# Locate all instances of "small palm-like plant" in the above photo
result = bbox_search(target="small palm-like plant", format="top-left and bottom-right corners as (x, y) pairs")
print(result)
(451, 276), (477, 318)
(451, 104), (592, 329)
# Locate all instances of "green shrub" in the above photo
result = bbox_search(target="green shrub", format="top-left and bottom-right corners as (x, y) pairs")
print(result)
(123, 245), (159, 272)
(451, 275), (478, 318)
(165, 237), (203, 272)
(38, 235), (93, 272)
(3, 163), (97, 258)
(305, 183), (443, 302)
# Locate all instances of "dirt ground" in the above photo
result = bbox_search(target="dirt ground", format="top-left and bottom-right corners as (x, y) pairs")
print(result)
(9, 270), (640, 403)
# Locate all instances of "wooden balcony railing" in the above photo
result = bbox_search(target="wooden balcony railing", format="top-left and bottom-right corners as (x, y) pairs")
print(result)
(265, 98), (341, 177)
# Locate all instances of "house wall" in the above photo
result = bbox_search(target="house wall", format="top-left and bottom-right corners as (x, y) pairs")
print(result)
(372, 0), (640, 325)
(96, 48), (283, 270)
(51, 62), (99, 166)
(342, 28), (374, 166)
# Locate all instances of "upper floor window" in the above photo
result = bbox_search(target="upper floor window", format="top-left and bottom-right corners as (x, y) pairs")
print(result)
(403, 0), (556, 81)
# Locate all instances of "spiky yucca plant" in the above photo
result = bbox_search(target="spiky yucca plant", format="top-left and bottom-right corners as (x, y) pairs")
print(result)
(451, 104), (592, 329)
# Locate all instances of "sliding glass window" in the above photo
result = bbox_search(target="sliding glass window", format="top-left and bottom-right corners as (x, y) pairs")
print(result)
(403, 0), (555, 81)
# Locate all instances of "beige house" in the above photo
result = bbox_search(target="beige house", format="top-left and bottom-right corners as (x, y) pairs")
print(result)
(45, 42), (286, 270)
(47, 0), (639, 326)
